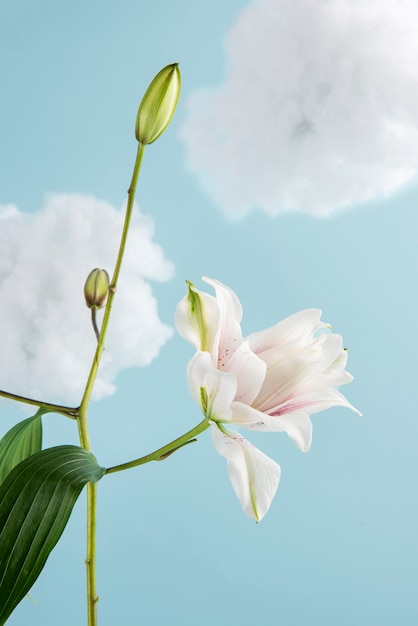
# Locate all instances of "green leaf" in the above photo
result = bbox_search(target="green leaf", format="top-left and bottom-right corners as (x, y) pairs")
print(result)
(0, 412), (43, 485)
(0, 445), (105, 624)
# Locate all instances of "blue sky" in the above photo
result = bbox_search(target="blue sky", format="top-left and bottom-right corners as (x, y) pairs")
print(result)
(1, 1), (418, 625)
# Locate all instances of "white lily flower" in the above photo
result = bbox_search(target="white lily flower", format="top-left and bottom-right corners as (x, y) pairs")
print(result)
(175, 278), (360, 520)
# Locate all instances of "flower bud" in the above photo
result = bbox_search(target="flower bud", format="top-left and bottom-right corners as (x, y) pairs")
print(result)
(135, 63), (181, 145)
(84, 268), (109, 310)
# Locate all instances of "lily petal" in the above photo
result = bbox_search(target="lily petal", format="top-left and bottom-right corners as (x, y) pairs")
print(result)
(226, 341), (266, 405)
(205, 369), (237, 423)
(231, 401), (313, 451)
(248, 309), (326, 356)
(186, 351), (212, 406)
(187, 352), (237, 422)
(175, 283), (219, 353)
(252, 333), (354, 412)
(271, 388), (362, 419)
(203, 277), (243, 368)
(211, 423), (281, 521)
(232, 388), (360, 451)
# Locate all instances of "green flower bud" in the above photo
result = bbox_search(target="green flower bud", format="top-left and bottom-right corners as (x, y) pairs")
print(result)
(135, 63), (181, 145)
(84, 268), (110, 310)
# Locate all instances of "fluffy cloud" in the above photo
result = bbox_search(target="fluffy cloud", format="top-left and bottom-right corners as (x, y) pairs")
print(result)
(0, 194), (174, 404)
(180, 0), (418, 218)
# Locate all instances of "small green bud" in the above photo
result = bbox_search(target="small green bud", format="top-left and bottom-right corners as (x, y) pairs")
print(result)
(84, 268), (110, 310)
(135, 63), (181, 145)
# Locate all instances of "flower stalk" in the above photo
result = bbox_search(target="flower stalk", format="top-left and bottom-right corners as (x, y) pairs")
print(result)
(76, 141), (146, 626)
(86, 482), (99, 626)
(105, 417), (210, 475)
(78, 142), (146, 433)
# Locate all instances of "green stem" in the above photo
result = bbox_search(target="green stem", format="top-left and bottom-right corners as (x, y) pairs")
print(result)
(0, 389), (78, 418)
(76, 142), (146, 626)
(78, 142), (146, 442)
(105, 417), (210, 475)
(86, 483), (98, 626)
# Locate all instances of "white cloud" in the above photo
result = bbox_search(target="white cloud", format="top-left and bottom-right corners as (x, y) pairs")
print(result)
(180, 0), (418, 218)
(0, 194), (174, 405)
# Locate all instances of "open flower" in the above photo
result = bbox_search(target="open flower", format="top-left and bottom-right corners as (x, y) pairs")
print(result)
(175, 278), (360, 521)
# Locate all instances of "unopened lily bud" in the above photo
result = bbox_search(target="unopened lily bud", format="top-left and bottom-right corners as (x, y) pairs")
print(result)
(84, 268), (109, 310)
(135, 63), (181, 145)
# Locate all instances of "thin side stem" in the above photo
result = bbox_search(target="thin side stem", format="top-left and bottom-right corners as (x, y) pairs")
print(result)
(91, 309), (100, 343)
(105, 417), (210, 475)
(0, 389), (78, 418)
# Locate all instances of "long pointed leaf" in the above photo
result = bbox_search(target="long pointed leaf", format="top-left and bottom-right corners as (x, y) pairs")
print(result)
(0, 413), (43, 485)
(0, 445), (105, 624)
